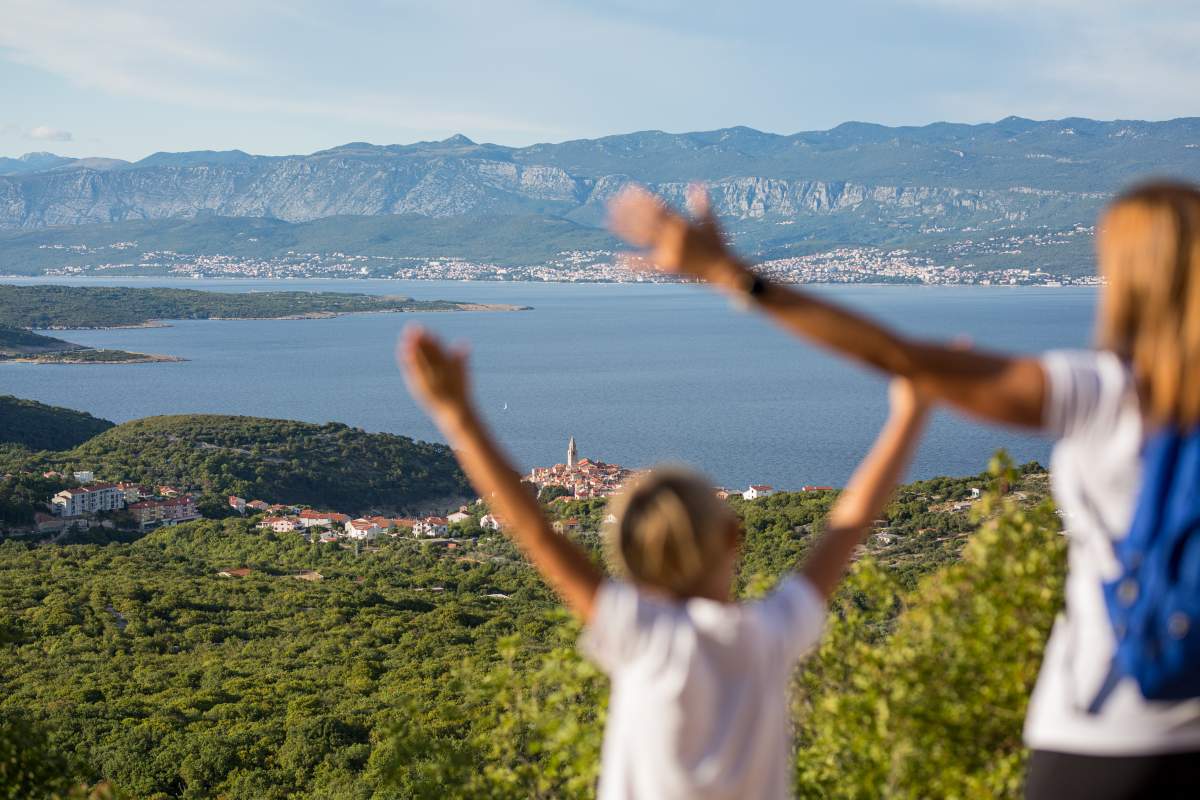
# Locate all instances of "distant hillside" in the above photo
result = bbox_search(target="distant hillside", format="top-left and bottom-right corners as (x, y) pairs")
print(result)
(2, 118), (1198, 278)
(0, 395), (114, 451)
(51, 414), (470, 513)
(0, 284), (474, 329)
(0, 213), (617, 274)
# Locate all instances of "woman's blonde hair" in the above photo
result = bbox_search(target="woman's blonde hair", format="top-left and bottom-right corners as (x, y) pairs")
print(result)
(603, 466), (735, 597)
(1096, 181), (1200, 427)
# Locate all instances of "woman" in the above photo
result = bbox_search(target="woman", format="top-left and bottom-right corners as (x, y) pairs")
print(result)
(607, 181), (1200, 798)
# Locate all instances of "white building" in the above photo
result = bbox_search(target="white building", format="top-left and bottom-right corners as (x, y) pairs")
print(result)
(73, 470), (94, 484)
(257, 516), (299, 533)
(447, 511), (471, 525)
(345, 518), (382, 541)
(414, 517), (449, 537)
(52, 484), (125, 517)
(297, 510), (333, 528)
(479, 513), (502, 531)
(742, 485), (775, 501)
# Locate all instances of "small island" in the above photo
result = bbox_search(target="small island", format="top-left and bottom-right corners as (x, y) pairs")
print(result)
(0, 284), (527, 364)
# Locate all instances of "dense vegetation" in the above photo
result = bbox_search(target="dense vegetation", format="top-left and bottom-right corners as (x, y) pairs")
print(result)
(0, 285), (468, 330)
(0, 456), (1065, 798)
(0, 414), (471, 516)
(0, 395), (114, 450)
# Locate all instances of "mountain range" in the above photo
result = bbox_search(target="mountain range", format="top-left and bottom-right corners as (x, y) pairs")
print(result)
(2, 117), (1199, 277)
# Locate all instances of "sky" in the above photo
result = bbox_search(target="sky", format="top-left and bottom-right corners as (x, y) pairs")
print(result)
(1, 0), (1198, 162)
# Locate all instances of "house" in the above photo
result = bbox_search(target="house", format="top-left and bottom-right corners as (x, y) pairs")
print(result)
(715, 488), (731, 501)
(368, 515), (397, 532)
(128, 495), (201, 530)
(479, 513), (502, 531)
(967, 487), (981, 500)
(447, 511), (471, 525)
(391, 517), (419, 535)
(117, 482), (153, 503)
(742, 485), (775, 501)
(414, 517), (448, 537)
(552, 517), (580, 535)
(246, 500), (270, 513)
(801, 485), (834, 493)
(157, 485), (182, 498)
(73, 470), (94, 484)
(228, 496), (247, 514)
(256, 516), (299, 534)
(344, 518), (382, 541)
(318, 531), (340, 544)
(327, 512), (350, 526)
(297, 510), (333, 528)
(52, 483), (125, 517)
(217, 567), (253, 579)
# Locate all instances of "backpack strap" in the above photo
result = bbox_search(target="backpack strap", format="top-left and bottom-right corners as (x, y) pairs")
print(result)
(1086, 663), (1122, 715)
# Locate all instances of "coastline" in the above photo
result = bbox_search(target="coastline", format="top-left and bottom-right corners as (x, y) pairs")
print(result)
(24, 302), (531, 332)
(1, 273), (1099, 288)
(1, 350), (186, 365)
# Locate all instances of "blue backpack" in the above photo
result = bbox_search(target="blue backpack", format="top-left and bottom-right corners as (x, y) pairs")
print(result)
(1088, 429), (1200, 712)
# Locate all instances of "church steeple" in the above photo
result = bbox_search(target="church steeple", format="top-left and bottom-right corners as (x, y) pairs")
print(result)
(567, 435), (577, 468)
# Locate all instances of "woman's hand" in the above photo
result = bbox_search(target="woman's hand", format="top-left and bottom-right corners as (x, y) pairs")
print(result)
(398, 324), (472, 425)
(607, 184), (742, 284)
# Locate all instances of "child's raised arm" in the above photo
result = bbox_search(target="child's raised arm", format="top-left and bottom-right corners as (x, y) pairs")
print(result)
(398, 325), (603, 620)
(801, 379), (930, 599)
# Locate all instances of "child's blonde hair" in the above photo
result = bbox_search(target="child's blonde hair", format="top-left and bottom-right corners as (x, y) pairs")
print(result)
(1097, 180), (1200, 426)
(603, 466), (735, 597)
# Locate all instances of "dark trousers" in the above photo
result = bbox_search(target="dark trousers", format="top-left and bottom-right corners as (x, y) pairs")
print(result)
(1026, 749), (1200, 800)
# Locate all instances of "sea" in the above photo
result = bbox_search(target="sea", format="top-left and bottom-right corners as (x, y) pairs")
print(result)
(0, 277), (1097, 490)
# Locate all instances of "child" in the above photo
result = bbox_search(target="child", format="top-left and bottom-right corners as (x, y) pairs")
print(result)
(399, 324), (929, 800)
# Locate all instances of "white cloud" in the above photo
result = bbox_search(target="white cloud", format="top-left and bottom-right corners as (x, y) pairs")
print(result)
(0, 0), (552, 139)
(26, 125), (72, 142)
(914, 0), (1200, 121)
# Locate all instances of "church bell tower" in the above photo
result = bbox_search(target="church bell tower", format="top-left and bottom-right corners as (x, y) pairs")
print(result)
(567, 436), (578, 468)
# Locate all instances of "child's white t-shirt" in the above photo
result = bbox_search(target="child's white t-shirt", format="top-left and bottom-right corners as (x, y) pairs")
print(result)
(579, 575), (826, 800)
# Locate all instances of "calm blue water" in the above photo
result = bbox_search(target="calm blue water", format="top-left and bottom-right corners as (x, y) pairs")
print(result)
(0, 277), (1096, 489)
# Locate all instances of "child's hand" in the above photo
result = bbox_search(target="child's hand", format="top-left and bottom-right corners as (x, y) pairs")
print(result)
(398, 325), (472, 423)
(888, 377), (931, 420)
(608, 184), (734, 280)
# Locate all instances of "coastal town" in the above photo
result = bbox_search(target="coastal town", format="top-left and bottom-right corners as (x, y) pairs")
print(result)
(34, 237), (1101, 286)
(13, 436), (813, 545)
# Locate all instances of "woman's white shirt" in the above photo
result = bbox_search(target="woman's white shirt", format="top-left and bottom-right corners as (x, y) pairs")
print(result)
(1024, 348), (1200, 755)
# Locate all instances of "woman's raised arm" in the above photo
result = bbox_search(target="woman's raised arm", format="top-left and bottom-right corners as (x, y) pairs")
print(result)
(607, 186), (1046, 429)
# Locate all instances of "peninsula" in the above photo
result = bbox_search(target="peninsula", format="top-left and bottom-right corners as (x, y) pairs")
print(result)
(0, 284), (526, 363)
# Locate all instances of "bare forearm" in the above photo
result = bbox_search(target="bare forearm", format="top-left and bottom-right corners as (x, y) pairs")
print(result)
(828, 410), (925, 531)
(802, 410), (926, 598)
(437, 409), (601, 616)
(704, 257), (1044, 427)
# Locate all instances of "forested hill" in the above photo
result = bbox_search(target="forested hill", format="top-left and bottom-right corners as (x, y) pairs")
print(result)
(0, 284), (475, 330)
(12, 413), (470, 514)
(70, 415), (470, 513)
(0, 395), (115, 451)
